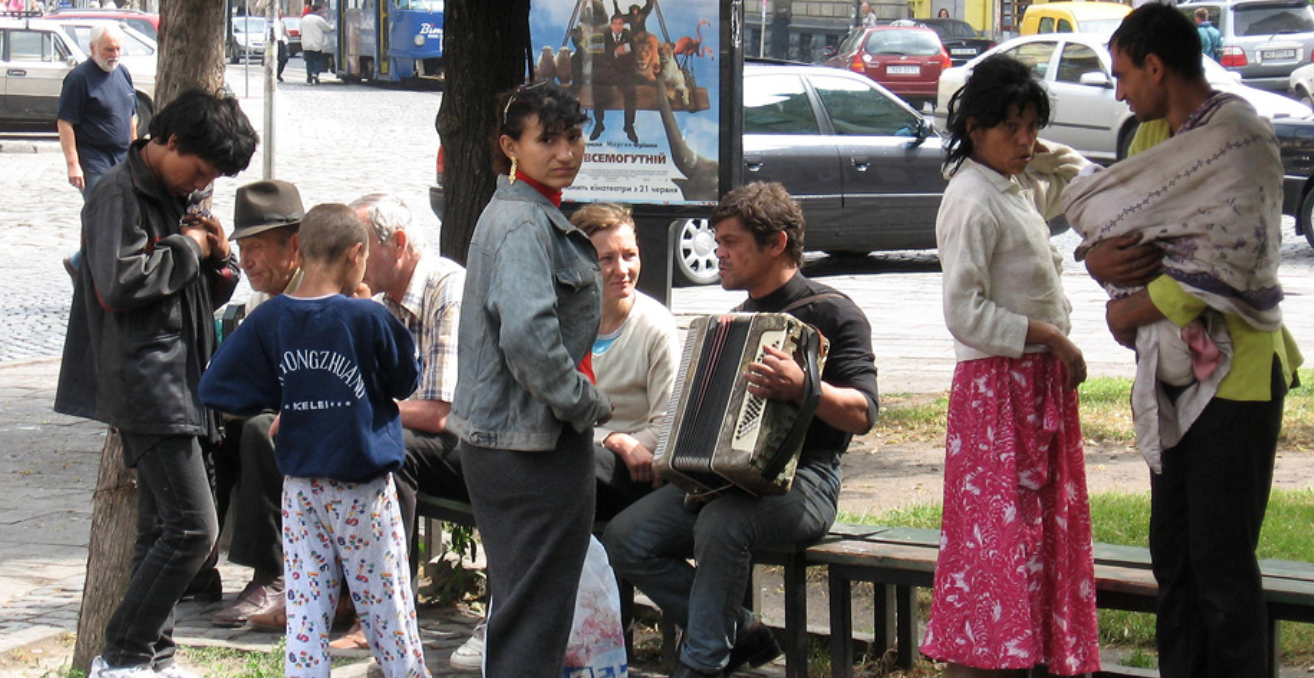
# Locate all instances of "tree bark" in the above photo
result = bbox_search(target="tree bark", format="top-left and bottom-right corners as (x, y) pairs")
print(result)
(156, 0), (229, 108)
(72, 431), (138, 673)
(436, 0), (533, 265)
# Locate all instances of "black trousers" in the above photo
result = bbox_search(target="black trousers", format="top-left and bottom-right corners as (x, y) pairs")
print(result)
(1149, 362), (1285, 678)
(394, 427), (466, 552)
(105, 433), (218, 668)
(224, 413), (284, 578)
(460, 427), (595, 678)
(593, 442), (655, 522)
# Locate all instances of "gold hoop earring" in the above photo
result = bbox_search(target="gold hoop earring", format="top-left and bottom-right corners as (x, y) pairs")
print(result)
(509, 156), (518, 184)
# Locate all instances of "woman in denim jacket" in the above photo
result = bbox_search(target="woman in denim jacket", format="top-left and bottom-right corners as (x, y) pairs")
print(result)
(449, 82), (612, 678)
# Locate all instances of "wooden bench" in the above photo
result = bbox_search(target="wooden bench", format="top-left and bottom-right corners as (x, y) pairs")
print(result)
(811, 524), (1314, 678)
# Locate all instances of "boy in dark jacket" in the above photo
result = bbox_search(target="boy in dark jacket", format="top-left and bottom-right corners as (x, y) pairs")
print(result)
(55, 88), (257, 678)
(200, 204), (430, 678)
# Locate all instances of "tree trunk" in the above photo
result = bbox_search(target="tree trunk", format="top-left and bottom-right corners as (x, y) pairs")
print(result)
(72, 431), (138, 673)
(156, 0), (229, 108)
(436, 0), (533, 265)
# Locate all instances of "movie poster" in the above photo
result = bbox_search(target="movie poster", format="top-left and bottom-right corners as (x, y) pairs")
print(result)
(529, 0), (722, 206)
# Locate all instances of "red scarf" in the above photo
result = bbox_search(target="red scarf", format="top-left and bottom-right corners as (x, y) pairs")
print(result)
(515, 171), (562, 207)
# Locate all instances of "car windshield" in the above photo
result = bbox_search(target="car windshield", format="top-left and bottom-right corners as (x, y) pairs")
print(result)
(283, 17), (301, 29)
(233, 17), (265, 33)
(60, 24), (155, 56)
(864, 29), (942, 56)
(1233, 3), (1314, 36)
(931, 20), (979, 38)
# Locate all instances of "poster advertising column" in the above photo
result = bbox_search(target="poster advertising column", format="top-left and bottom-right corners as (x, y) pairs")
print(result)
(529, 0), (725, 206)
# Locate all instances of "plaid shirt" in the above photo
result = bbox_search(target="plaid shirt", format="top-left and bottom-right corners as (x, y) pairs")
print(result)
(381, 254), (464, 403)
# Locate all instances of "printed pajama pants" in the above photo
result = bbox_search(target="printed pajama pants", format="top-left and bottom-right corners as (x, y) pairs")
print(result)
(282, 475), (430, 678)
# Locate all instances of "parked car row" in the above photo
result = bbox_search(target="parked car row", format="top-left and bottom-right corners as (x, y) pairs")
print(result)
(934, 33), (1311, 162)
(432, 60), (1058, 286)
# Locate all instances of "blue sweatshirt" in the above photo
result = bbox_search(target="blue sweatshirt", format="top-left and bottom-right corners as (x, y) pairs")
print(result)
(200, 294), (419, 482)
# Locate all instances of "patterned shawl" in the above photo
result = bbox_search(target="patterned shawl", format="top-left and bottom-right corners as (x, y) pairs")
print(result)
(1061, 93), (1284, 331)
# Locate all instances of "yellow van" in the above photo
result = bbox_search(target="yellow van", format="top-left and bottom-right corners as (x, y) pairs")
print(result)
(1020, 1), (1131, 36)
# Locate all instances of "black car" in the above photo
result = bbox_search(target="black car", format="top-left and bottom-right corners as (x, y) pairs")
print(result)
(432, 61), (948, 286)
(889, 18), (994, 66)
(1273, 116), (1314, 247)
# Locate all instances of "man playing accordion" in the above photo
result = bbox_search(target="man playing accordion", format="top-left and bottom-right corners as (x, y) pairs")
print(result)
(603, 182), (880, 678)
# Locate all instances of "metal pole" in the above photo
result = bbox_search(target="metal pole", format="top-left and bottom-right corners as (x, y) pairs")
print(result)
(243, 0), (251, 97)
(759, 0), (766, 58)
(263, 0), (276, 178)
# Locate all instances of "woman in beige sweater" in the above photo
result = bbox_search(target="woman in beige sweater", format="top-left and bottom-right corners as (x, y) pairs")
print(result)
(572, 203), (679, 520)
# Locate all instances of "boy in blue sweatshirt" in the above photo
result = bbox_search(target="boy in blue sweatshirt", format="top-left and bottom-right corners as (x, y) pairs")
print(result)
(200, 204), (431, 678)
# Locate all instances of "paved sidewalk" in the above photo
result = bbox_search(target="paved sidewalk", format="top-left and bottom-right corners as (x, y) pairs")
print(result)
(0, 358), (778, 677)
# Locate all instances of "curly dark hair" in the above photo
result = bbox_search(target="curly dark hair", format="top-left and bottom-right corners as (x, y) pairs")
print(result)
(710, 182), (805, 267)
(491, 82), (589, 174)
(1110, 3), (1204, 82)
(942, 54), (1051, 176)
(147, 88), (257, 177)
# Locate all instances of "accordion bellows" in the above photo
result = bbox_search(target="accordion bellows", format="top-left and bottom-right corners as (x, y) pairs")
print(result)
(654, 313), (827, 497)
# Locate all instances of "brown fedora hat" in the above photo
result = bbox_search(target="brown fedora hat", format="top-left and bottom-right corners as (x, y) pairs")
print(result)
(231, 180), (305, 240)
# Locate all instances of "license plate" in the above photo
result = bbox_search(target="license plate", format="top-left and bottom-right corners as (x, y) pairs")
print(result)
(887, 65), (921, 75)
(1262, 48), (1298, 61)
(951, 48), (976, 55)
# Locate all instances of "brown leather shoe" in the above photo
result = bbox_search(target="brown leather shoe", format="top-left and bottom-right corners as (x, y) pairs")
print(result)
(247, 594), (288, 633)
(213, 579), (283, 628)
(328, 619), (371, 657)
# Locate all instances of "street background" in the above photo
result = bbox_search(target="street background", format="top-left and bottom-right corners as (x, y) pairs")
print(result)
(4, 59), (1314, 675)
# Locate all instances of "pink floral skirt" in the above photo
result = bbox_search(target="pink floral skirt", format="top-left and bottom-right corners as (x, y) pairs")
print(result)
(920, 353), (1100, 674)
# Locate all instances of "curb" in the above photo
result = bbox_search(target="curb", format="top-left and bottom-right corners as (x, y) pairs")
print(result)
(0, 140), (59, 154)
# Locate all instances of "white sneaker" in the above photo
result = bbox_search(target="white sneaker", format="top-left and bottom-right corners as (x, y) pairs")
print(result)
(88, 657), (154, 678)
(448, 620), (485, 672)
(154, 663), (204, 678)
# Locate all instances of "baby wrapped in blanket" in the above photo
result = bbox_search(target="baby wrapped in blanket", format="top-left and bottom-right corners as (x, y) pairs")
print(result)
(1060, 93), (1284, 472)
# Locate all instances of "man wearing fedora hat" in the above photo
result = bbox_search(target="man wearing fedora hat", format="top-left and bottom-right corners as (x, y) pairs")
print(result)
(211, 179), (310, 629)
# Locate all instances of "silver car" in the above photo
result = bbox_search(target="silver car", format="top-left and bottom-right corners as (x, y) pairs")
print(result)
(1180, 0), (1314, 92)
(0, 16), (155, 127)
(934, 33), (1312, 162)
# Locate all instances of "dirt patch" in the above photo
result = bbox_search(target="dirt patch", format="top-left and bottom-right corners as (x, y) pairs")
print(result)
(835, 434), (1314, 518)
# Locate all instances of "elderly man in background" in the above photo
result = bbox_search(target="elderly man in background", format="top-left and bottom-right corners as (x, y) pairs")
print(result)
(58, 23), (137, 276)
(328, 193), (467, 652)
(210, 180), (308, 629)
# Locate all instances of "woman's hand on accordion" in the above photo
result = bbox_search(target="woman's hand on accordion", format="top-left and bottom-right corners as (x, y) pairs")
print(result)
(745, 345), (806, 405)
(605, 432), (663, 488)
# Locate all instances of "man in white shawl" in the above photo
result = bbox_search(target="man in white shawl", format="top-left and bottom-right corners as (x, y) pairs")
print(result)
(1063, 6), (1302, 678)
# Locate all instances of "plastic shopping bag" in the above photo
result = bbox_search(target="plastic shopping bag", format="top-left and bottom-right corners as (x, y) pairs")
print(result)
(564, 536), (628, 678)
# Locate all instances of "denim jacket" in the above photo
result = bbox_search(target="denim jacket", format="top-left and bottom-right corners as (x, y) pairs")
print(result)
(450, 176), (612, 451)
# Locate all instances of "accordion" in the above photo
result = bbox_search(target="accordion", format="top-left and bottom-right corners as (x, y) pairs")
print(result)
(653, 313), (827, 497)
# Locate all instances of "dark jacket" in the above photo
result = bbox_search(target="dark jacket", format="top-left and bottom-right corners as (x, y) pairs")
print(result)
(56, 140), (240, 445)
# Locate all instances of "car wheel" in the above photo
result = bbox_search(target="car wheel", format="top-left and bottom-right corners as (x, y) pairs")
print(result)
(135, 93), (153, 139)
(1301, 186), (1314, 249)
(673, 218), (720, 286)
(1116, 120), (1140, 161)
